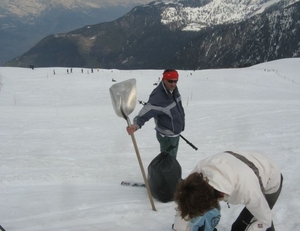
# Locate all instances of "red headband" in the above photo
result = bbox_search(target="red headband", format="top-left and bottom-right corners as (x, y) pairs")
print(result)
(163, 70), (179, 80)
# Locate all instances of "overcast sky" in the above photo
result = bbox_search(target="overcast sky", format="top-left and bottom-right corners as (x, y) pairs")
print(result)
(0, 0), (154, 8)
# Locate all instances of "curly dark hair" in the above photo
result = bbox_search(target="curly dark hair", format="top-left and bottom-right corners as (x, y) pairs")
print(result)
(174, 172), (221, 220)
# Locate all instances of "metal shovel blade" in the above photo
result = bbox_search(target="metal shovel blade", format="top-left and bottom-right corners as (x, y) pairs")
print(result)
(109, 78), (137, 119)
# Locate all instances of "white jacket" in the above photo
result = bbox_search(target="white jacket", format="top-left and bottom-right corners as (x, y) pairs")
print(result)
(191, 151), (281, 231)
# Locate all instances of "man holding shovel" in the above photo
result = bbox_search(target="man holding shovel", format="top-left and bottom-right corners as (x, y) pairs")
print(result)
(126, 69), (185, 158)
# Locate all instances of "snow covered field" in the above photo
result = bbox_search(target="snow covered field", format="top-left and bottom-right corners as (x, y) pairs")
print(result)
(0, 58), (299, 231)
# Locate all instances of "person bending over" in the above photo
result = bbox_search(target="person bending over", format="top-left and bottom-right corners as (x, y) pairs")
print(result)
(173, 151), (283, 231)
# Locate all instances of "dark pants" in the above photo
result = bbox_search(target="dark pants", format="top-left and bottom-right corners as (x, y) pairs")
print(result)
(231, 174), (283, 231)
(156, 131), (180, 158)
(198, 226), (217, 231)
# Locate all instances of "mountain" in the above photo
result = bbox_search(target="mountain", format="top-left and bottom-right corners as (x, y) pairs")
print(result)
(170, 0), (300, 69)
(4, 0), (300, 69)
(0, 0), (147, 65)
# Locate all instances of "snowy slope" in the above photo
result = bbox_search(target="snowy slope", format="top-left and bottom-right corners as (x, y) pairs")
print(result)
(0, 58), (300, 230)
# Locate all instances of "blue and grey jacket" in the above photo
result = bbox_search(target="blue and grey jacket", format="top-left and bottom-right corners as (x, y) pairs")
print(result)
(190, 208), (221, 231)
(133, 81), (185, 136)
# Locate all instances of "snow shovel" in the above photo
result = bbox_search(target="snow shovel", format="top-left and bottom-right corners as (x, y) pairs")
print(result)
(109, 79), (157, 211)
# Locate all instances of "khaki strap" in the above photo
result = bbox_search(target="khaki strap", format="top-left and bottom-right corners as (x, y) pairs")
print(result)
(225, 151), (265, 194)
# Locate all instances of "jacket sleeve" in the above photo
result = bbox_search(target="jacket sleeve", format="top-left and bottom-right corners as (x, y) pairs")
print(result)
(244, 187), (272, 231)
(133, 103), (162, 128)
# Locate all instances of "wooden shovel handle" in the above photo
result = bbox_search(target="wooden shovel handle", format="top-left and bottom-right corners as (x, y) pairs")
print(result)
(130, 133), (157, 211)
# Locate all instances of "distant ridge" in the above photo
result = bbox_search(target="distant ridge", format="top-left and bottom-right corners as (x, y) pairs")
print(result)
(4, 0), (300, 69)
(0, 0), (142, 65)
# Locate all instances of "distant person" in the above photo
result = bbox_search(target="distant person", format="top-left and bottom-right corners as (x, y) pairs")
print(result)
(126, 69), (185, 158)
(173, 151), (283, 231)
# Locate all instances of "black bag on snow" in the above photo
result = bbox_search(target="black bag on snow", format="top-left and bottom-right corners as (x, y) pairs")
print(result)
(147, 152), (182, 203)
